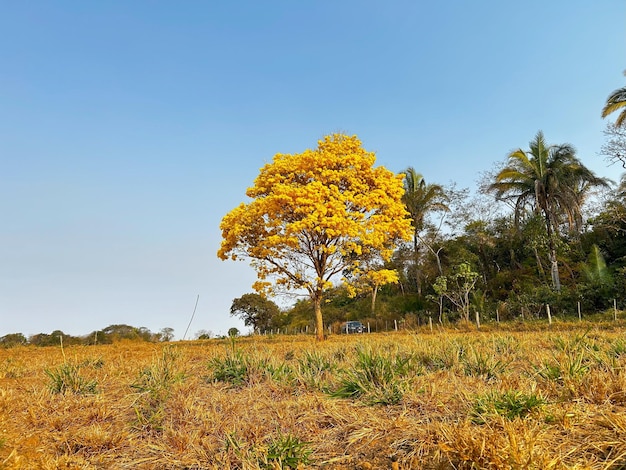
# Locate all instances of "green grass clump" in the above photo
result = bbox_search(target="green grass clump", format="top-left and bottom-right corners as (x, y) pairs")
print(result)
(45, 362), (98, 395)
(461, 347), (510, 380)
(471, 390), (545, 424)
(262, 433), (311, 469)
(294, 349), (336, 390)
(208, 349), (250, 387)
(208, 345), (299, 387)
(130, 347), (185, 431)
(609, 338), (626, 358)
(330, 345), (417, 405)
(535, 350), (591, 383)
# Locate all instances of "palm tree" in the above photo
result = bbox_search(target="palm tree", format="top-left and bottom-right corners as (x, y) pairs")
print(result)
(402, 168), (449, 293)
(402, 168), (449, 249)
(488, 131), (609, 292)
(602, 73), (626, 127)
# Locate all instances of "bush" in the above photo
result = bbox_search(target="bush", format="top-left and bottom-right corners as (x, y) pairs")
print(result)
(0, 333), (27, 348)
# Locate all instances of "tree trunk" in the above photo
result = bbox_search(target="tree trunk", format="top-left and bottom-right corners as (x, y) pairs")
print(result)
(550, 248), (561, 292)
(544, 209), (561, 292)
(371, 285), (378, 316)
(313, 295), (325, 341)
(413, 236), (422, 296)
(533, 247), (546, 280)
(438, 295), (444, 324)
(416, 269), (422, 296)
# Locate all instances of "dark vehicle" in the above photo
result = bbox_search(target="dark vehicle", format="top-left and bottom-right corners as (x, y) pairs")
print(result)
(341, 321), (366, 334)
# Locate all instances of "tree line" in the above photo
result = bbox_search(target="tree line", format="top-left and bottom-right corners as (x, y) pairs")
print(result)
(224, 76), (626, 337)
(0, 324), (176, 348)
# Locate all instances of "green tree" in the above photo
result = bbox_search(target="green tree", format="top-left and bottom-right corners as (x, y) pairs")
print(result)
(195, 329), (213, 340)
(0, 333), (27, 347)
(159, 327), (175, 342)
(401, 168), (449, 294)
(433, 262), (480, 322)
(230, 293), (280, 333)
(578, 244), (615, 310)
(402, 168), (449, 242)
(488, 131), (609, 292)
(585, 184), (626, 294)
(582, 245), (612, 286)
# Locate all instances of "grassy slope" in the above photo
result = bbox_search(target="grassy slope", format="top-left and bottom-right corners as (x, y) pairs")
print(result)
(1, 322), (626, 469)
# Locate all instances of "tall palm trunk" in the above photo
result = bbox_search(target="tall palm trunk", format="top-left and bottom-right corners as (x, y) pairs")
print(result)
(543, 210), (561, 292)
(413, 232), (422, 295)
(549, 248), (561, 292)
(537, 180), (561, 292)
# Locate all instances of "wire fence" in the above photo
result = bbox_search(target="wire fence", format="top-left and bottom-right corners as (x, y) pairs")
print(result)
(258, 299), (626, 336)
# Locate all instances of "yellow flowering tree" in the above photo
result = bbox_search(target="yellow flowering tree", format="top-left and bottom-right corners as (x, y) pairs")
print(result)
(346, 267), (400, 316)
(217, 134), (412, 341)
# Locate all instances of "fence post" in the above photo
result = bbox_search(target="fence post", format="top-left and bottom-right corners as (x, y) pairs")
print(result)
(546, 304), (552, 325)
(394, 319), (398, 331)
(475, 311), (480, 330)
(429, 316), (433, 332)
(578, 301), (582, 321)
(614, 299), (618, 321)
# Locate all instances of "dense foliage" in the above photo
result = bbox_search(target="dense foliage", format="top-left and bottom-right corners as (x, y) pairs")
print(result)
(264, 130), (626, 334)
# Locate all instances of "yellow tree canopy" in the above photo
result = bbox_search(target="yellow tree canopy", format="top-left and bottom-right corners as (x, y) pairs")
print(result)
(218, 134), (412, 340)
(346, 268), (400, 296)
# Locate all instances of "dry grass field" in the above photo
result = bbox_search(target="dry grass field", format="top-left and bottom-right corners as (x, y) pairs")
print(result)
(2, 322), (626, 469)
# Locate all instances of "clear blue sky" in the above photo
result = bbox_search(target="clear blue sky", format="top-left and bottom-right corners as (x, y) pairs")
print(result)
(1, 1), (624, 338)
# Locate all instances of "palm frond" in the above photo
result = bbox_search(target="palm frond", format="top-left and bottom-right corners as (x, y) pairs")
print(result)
(602, 86), (626, 127)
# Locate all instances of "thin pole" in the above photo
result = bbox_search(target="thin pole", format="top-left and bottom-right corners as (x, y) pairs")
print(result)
(183, 294), (200, 340)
